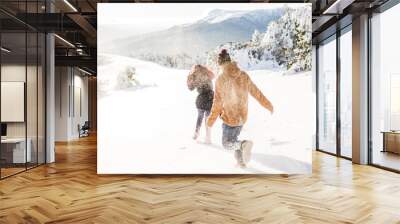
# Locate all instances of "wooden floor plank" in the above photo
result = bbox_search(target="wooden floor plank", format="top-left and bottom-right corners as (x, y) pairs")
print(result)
(0, 134), (400, 223)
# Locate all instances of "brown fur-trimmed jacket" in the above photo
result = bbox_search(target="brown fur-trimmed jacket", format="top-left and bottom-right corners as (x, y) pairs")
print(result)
(207, 62), (273, 127)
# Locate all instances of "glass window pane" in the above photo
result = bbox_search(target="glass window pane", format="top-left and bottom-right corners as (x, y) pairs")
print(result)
(318, 36), (337, 154)
(340, 29), (352, 158)
(371, 4), (400, 171)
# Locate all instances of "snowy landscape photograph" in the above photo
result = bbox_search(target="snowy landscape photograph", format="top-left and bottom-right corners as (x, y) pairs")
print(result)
(97, 3), (314, 174)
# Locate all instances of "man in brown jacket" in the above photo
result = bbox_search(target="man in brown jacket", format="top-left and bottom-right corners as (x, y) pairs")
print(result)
(207, 49), (274, 168)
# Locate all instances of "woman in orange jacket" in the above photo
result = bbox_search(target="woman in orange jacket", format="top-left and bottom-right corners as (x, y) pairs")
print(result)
(207, 49), (274, 168)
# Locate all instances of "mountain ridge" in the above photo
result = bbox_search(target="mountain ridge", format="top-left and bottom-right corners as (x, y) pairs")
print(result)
(101, 8), (283, 58)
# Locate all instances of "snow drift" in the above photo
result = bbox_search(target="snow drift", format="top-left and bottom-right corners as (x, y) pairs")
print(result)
(97, 54), (314, 174)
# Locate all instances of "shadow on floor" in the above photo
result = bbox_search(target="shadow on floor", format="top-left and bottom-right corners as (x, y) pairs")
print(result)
(250, 153), (311, 174)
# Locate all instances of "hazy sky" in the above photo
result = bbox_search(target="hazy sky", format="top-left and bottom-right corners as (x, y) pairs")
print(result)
(97, 3), (308, 44)
(98, 3), (307, 34)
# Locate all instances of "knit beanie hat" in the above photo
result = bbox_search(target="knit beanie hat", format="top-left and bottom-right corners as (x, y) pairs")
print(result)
(217, 49), (231, 65)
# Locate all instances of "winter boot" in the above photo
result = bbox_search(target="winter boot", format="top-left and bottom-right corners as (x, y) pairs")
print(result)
(204, 127), (211, 144)
(241, 140), (253, 164)
(193, 130), (200, 140)
(234, 150), (246, 168)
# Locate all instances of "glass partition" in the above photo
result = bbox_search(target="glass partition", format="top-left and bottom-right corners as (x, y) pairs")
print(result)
(0, 2), (46, 179)
(27, 0), (41, 170)
(1, 31), (28, 177)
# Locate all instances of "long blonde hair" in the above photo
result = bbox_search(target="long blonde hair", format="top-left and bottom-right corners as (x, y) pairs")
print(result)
(187, 64), (215, 91)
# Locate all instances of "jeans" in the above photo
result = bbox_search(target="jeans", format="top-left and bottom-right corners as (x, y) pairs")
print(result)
(196, 109), (210, 132)
(222, 123), (243, 151)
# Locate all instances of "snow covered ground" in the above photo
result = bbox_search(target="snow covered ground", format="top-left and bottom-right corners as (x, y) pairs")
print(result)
(98, 54), (314, 174)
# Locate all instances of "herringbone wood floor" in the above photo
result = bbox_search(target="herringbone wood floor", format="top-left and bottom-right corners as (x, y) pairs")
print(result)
(1, 135), (400, 224)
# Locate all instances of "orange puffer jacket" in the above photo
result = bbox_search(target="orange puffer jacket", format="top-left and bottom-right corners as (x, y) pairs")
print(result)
(207, 62), (273, 127)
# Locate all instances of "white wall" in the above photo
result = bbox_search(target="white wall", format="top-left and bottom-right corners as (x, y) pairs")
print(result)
(71, 74), (89, 138)
(55, 66), (70, 141)
(55, 67), (89, 141)
(1, 65), (26, 139)
(1, 65), (40, 137)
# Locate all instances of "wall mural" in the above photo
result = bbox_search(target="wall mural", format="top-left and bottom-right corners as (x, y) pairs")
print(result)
(97, 3), (313, 174)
